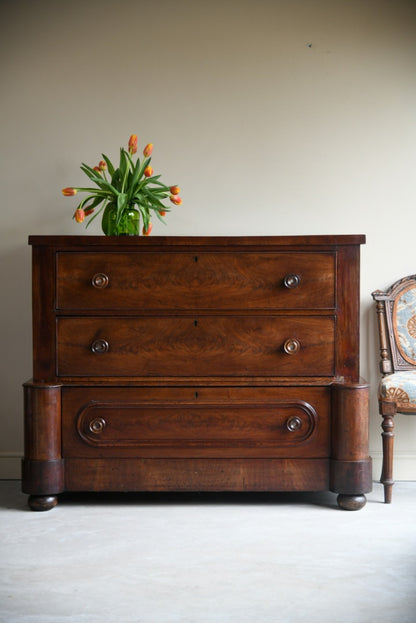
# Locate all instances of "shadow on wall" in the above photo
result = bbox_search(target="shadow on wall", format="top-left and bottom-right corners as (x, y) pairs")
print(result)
(0, 239), (33, 455)
(364, 298), (380, 413)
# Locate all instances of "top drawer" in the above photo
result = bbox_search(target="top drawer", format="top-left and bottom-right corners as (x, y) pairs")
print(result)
(56, 251), (335, 311)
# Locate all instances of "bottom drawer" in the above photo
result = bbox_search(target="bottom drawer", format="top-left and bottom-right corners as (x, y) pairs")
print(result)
(62, 387), (330, 459)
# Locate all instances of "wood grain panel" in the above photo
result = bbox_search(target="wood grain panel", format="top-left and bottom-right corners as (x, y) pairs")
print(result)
(64, 457), (330, 492)
(56, 251), (335, 310)
(57, 316), (335, 377)
(61, 386), (330, 459)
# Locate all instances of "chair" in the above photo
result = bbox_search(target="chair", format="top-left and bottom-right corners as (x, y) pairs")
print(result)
(372, 275), (416, 503)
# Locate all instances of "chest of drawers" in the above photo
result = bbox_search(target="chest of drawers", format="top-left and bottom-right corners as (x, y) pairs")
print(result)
(22, 235), (372, 510)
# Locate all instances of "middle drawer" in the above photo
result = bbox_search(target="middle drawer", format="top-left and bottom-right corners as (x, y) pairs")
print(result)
(57, 315), (335, 377)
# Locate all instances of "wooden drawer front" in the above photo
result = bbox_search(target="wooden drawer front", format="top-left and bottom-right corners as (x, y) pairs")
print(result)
(57, 316), (335, 377)
(56, 252), (335, 310)
(62, 387), (330, 458)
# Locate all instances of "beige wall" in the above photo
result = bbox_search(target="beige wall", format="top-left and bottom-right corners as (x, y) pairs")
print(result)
(1, 0), (416, 479)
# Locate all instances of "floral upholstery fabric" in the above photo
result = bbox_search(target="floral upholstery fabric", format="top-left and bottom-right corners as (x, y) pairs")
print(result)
(379, 371), (416, 410)
(394, 286), (416, 365)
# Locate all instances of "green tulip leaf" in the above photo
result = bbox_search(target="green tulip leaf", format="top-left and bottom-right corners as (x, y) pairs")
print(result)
(117, 193), (127, 211)
(154, 209), (167, 224)
(101, 154), (115, 177)
(85, 201), (107, 228)
(128, 158), (143, 200)
(150, 179), (169, 188)
(101, 202), (117, 235)
(81, 163), (120, 196)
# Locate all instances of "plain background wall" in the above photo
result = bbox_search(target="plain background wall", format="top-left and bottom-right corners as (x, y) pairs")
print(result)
(1, 0), (415, 481)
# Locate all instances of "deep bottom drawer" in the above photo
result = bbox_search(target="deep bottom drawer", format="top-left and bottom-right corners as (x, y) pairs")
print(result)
(62, 386), (330, 459)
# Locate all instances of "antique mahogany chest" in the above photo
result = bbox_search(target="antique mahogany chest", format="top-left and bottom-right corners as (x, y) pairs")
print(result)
(22, 235), (372, 510)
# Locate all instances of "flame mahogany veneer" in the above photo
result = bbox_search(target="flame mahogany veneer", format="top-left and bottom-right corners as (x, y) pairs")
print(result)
(22, 235), (372, 510)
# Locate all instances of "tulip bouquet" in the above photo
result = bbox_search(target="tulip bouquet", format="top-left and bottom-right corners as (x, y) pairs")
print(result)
(62, 134), (182, 235)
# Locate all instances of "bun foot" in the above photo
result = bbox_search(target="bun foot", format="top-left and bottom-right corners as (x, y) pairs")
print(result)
(28, 495), (58, 511)
(337, 494), (367, 511)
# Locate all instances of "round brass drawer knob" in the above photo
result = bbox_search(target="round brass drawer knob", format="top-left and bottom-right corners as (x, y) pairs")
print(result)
(283, 274), (301, 289)
(283, 338), (301, 355)
(91, 273), (109, 289)
(89, 417), (106, 434)
(287, 416), (302, 432)
(91, 339), (109, 354)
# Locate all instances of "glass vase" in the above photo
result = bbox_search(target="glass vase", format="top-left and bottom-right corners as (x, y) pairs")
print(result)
(101, 204), (141, 236)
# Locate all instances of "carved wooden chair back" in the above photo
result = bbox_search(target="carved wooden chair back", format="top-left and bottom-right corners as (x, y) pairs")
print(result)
(372, 275), (416, 503)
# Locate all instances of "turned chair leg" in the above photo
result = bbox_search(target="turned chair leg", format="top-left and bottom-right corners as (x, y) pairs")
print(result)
(381, 410), (395, 504)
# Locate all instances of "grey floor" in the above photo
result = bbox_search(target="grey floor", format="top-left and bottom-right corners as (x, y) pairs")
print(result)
(1, 481), (415, 623)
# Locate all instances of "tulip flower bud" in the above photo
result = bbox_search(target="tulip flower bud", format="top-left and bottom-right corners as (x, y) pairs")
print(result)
(62, 187), (77, 196)
(144, 165), (153, 178)
(170, 195), (182, 205)
(128, 134), (138, 155)
(159, 210), (166, 217)
(98, 160), (107, 171)
(169, 185), (180, 195)
(93, 166), (101, 173)
(143, 222), (153, 236)
(84, 207), (95, 216)
(74, 208), (85, 223)
(143, 143), (153, 157)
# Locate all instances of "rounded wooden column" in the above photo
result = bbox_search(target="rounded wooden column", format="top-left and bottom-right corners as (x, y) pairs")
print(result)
(330, 381), (372, 510)
(22, 382), (64, 510)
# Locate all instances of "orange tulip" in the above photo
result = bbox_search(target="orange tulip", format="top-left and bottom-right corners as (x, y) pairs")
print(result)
(98, 160), (107, 171)
(62, 187), (77, 197)
(169, 185), (180, 195)
(144, 165), (153, 177)
(84, 206), (95, 216)
(143, 143), (153, 157)
(74, 208), (85, 223)
(159, 210), (166, 217)
(128, 134), (138, 155)
(142, 222), (153, 235)
(170, 194), (182, 205)
(93, 166), (101, 173)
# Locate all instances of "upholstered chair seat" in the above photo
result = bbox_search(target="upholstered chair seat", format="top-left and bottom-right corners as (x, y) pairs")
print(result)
(379, 371), (416, 410)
